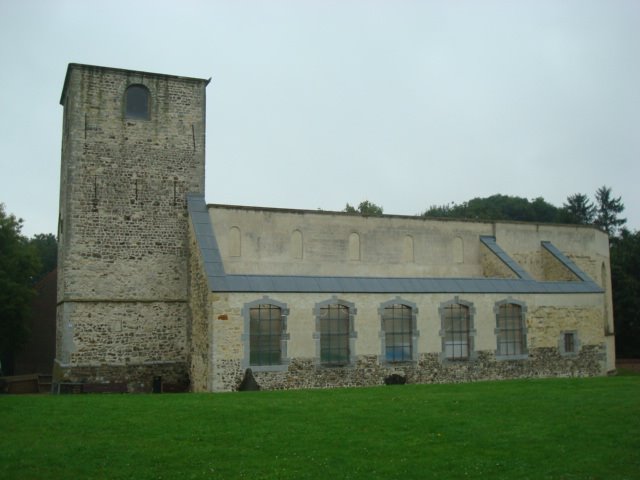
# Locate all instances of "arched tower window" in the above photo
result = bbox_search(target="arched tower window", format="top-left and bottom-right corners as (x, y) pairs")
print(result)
(125, 84), (150, 120)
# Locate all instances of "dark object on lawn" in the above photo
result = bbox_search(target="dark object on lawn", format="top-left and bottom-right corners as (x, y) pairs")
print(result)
(384, 374), (407, 385)
(238, 368), (260, 391)
(152, 376), (162, 393)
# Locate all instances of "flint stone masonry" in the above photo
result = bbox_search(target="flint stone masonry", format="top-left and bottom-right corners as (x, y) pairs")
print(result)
(207, 347), (604, 392)
(57, 302), (187, 365)
(52, 362), (189, 393)
(187, 221), (212, 392)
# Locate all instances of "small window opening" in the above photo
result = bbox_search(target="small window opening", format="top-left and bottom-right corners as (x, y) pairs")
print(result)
(564, 332), (575, 354)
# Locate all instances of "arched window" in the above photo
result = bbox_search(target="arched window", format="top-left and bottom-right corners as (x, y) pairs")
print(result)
(348, 232), (360, 261)
(403, 235), (414, 262)
(125, 84), (150, 120)
(440, 298), (476, 361)
(380, 301), (417, 363)
(320, 303), (350, 365)
(249, 304), (283, 366)
(241, 298), (289, 371)
(229, 226), (241, 257)
(314, 298), (357, 366)
(495, 300), (527, 358)
(290, 230), (303, 259)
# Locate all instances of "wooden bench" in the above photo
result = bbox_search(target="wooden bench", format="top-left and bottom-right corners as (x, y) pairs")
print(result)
(161, 382), (189, 393)
(1, 374), (40, 394)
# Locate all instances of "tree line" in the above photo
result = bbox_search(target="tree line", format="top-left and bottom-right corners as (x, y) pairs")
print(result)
(422, 186), (626, 236)
(0, 204), (57, 374)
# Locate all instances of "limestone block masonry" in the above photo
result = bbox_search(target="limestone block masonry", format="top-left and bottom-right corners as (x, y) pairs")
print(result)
(54, 64), (208, 391)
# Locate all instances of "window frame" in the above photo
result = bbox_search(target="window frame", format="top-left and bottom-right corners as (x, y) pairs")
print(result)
(313, 297), (357, 367)
(379, 298), (419, 364)
(559, 330), (580, 357)
(124, 84), (151, 120)
(241, 297), (290, 372)
(494, 298), (529, 360)
(439, 297), (476, 362)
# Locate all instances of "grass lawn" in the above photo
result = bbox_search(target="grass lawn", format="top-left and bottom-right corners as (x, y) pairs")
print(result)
(1, 376), (639, 479)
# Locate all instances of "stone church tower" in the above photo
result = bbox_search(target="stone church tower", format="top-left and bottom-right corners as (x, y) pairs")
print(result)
(54, 64), (209, 391)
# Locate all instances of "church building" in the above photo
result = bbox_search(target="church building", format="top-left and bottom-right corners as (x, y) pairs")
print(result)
(54, 64), (615, 392)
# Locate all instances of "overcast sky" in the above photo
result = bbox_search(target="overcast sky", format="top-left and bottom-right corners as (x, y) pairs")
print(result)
(1, 0), (639, 237)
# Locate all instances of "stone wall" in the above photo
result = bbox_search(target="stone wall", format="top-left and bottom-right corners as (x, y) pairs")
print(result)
(52, 361), (189, 393)
(205, 291), (608, 392)
(209, 206), (489, 278)
(480, 243), (518, 278)
(208, 206), (610, 282)
(541, 248), (579, 281)
(57, 301), (188, 365)
(214, 346), (605, 392)
(187, 221), (211, 392)
(55, 64), (207, 389)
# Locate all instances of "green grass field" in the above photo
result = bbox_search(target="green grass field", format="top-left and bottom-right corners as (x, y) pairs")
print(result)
(2, 376), (639, 479)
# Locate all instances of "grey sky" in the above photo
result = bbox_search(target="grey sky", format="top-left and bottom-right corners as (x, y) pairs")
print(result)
(1, 0), (639, 237)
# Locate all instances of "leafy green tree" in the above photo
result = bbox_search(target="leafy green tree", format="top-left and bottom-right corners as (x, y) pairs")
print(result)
(594, 186), (626, 236)
(423, 194), (562, 223)
(529, 197), (563, 223)
(0, 204), (41, 364)
(562, 193), (595, 224)
(29, 233), (57, 281)
(344, 200), (384, 216)
(610, 228), (640, 357)
(423, 203), (456, 218)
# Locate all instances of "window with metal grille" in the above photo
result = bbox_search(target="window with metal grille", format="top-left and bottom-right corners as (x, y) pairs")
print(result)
(564, 332), (575, 354)
(125, 84), (150, 120)
(249, 304), (283, 366)
(383, 304), (413, 362)
(496, 303), (525, 356)
(443, 303), (470, 360)
(319, 304), (350, 365)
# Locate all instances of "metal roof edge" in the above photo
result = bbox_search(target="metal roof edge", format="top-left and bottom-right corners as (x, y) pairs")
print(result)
(206, 274), (604, 294)
(479, 236), (534, 280)
(187, 193), (225, 288)
(541, 241), (594, 282)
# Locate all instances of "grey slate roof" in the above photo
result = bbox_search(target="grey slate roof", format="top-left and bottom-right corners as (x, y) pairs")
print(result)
(187, 194), (603, 295)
